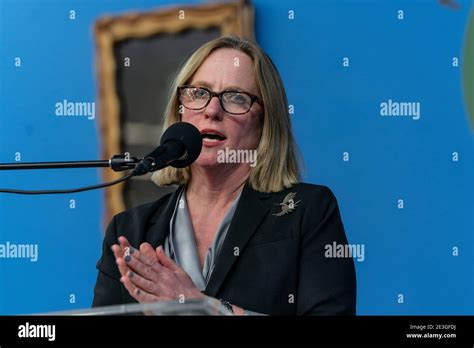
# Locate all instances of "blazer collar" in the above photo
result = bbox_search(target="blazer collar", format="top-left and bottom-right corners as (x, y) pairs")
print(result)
(146, 186), (182, 247)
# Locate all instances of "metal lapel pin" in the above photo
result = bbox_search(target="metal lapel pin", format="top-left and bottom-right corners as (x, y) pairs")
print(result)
(273, 192), (300, 216)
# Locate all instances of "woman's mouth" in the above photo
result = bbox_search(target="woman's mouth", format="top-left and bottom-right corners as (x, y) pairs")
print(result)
(200, 129), (227, 147)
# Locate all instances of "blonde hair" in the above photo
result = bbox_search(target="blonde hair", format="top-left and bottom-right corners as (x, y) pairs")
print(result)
(152, 36), (301, 192)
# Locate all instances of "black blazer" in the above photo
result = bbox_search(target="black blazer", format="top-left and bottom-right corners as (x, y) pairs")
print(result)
(92, 183), (356, 315)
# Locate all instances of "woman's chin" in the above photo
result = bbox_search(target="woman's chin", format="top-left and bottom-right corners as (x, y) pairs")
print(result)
(194, 157), (222, 169)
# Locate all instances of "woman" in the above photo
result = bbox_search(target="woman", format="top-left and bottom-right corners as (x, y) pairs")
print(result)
(92, 36), (356, 315)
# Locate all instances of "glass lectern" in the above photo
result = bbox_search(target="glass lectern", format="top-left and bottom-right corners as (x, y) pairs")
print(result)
(40, 298), (232, 316)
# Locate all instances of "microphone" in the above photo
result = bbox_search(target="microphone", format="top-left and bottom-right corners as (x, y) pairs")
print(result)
(133, 122), (202, 176)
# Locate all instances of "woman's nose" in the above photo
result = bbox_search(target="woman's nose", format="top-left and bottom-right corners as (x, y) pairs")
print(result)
(204, 96), (224, 119)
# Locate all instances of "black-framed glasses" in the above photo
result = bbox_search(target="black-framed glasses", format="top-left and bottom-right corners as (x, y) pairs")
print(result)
(177, 85), (263, 115)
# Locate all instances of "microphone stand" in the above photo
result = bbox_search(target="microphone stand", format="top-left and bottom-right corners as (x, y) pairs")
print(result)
(0, 155), (143, 195)
(0, 155), (139, 172)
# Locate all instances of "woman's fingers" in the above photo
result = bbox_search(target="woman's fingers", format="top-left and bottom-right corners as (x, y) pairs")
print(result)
(111, 244), (123, 258)
(140, 243), (159, 264)
(156, 245), (180, 272)
(127, 269), (161, 296)
(116, 242), (202, 304)
(115, 257), (130, 278)
(118, 236), (131, 250)
(111, 244), (130, 277)
(113, 237), (176, 302)
(112, 236), (141, 278)
(121, 273), (157, 303)
(123, 246), (162, 281)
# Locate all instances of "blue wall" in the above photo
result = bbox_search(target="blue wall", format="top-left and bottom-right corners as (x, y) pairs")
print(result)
(0, 0), (472, 314)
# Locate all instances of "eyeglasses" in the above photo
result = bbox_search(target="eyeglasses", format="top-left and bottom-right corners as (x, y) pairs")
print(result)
(177, 85), (262, 115)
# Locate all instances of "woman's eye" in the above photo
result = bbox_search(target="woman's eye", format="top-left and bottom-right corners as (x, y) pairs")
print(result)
(193, 89), (208, 98)
(227, 93), (247, 104)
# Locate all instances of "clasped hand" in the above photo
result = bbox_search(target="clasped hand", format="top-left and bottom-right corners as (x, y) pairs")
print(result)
(111, 236), (206, 303)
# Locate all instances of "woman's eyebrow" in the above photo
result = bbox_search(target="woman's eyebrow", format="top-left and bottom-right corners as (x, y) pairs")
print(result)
(222, 85), (245, 92)
(190, 81), (212, 88)
(190, 81), (246, 92)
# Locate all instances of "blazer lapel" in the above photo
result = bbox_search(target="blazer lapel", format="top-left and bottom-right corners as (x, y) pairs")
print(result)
(146, 186), (182, 247)
(204, 184), (271, 297)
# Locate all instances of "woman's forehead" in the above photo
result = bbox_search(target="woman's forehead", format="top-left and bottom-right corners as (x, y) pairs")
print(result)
(191, 48), (258, 93)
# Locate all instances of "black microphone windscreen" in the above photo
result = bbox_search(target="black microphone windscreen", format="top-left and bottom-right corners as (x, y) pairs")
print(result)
(160, 122), (202, 168)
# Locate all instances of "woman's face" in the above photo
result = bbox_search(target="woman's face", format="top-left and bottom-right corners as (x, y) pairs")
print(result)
(180, 48), (263, 168)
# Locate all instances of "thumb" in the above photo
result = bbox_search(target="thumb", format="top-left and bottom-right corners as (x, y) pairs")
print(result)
(156, 246), (180, 271)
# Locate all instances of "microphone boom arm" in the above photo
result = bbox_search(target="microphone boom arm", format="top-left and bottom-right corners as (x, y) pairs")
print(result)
(0, 155), (140, 172)
(0, 155), (141, 195)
